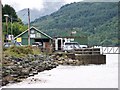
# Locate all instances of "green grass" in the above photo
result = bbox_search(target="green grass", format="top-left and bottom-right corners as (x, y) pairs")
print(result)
(3, 46), (41, 58)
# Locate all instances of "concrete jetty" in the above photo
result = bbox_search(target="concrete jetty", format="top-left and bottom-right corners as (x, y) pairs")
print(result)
(66, 48), (106, 64)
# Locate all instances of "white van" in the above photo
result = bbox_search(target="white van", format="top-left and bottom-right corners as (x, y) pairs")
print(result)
(62, 42), (80, 51)
(79, 45), (88, 48)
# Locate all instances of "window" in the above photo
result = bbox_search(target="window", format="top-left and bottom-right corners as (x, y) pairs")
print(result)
(36, 33), (41, 38)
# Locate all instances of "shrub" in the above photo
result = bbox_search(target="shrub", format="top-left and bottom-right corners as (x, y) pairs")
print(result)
(3, 46), (40, 58)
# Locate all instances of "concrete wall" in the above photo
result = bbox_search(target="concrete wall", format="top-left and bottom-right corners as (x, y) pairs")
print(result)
(66, 48), (106, 65)
(75, 54), (106, 64)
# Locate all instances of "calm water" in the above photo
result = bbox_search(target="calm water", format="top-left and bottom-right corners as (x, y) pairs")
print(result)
(2, 54), (118, 88)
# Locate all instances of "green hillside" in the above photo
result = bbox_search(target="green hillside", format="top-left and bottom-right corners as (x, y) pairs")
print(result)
(31, 2), (118, 46)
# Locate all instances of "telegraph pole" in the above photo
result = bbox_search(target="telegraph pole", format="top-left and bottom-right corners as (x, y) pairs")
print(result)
(6, 16), (8, 36)
(11, 16), (13, 41)
(28, 8), (30, 45)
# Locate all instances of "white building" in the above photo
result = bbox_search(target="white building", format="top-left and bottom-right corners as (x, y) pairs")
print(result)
(54, 36), (88, 50)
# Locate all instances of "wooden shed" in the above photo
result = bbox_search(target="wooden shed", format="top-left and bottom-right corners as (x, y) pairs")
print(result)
(14, 26), (53, 51)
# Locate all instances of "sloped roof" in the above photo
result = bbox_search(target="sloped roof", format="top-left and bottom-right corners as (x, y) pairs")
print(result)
(14, 26), (53, 40)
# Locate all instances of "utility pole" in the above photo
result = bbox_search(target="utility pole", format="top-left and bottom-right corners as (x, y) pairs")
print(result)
(0, 0), (2, 86)
(28, 8), (30, 45)
(11, 16), (13, 41)
(6, 16), (8, 36)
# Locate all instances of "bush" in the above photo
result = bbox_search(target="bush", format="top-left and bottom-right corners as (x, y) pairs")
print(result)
(8, 46), (33, 54)
(3, 46), (40, 58)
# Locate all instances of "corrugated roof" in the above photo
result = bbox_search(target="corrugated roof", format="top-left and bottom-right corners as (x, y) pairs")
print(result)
(14, 26), (53, 40)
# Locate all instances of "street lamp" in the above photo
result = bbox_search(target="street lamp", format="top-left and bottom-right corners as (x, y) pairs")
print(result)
(4, 14), (9, 42)
(4, 14), (13, 42)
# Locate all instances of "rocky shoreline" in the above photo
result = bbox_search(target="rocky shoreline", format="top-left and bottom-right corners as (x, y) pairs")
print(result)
(2, 52), (106, 86)
(2, 52), (86, 86)
(2, 54), (58, 86)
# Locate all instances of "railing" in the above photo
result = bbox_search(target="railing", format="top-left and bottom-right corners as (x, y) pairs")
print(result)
(74, 48), (101, 55)
(33, 45), (120, 54)
(100, 47), (120, 54)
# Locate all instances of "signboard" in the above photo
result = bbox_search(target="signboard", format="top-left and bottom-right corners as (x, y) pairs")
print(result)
(30, 34), (35, 38)
(8, 35), (14, 40)
(17, 38), (22, 42)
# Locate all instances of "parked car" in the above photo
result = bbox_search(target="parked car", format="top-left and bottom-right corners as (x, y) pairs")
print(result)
(32, 42), (42, 48)
(3, 42), (22, 48)
(62, 42), (80, 51)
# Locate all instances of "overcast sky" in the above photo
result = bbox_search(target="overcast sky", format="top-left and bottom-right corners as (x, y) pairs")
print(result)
(1, 0), (83, 12)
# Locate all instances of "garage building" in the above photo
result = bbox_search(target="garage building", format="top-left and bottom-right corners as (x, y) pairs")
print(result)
(14, 26), (53, 51)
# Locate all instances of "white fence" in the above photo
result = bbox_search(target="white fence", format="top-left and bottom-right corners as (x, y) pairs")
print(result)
(93, 46), (120, 54)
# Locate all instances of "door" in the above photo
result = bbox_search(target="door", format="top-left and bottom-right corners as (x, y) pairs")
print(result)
(58, 39), (61, 50)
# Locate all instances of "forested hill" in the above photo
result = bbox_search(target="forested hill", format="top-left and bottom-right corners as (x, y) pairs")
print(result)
(31, 2), (118, 46)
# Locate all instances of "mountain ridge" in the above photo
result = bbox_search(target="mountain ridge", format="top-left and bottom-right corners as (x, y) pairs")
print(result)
(17, 2), (65, 24)
(31, 2), (118, 46)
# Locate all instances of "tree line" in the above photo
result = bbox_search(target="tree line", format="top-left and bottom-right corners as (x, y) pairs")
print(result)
(2, 4), (27, 38)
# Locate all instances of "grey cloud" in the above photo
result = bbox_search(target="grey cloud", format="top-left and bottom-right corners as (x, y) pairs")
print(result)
(17, 1), (66, 23)
(41, 1), (65, 15)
